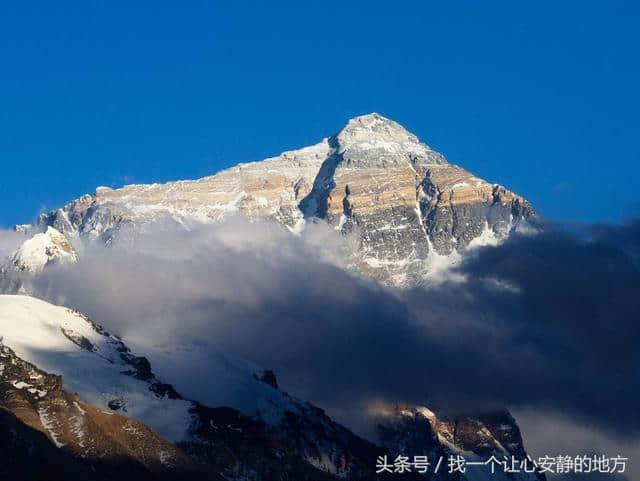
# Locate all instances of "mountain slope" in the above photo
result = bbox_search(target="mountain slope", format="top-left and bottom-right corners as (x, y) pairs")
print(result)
(0, 226), (79, 295)
(8, 226), (78, 274)
(0, 295), (544, 480)
(34, 113), (536, 286)
(0, 295), (194, 442)
(0, 295), (399, 479)
(0, 339), (211, 481)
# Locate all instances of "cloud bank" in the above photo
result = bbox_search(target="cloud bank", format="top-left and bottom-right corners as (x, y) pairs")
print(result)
(12, 217), (639, 454)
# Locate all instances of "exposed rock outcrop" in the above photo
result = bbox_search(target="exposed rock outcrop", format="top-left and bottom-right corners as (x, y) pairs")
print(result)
(33, 113), (536, 286)
(374, 403), (545, 481)
(0, 341), (215, 481)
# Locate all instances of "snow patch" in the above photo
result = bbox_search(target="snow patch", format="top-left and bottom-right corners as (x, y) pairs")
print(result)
(73, 401), (86, 415)
(38, 407), (65, 448)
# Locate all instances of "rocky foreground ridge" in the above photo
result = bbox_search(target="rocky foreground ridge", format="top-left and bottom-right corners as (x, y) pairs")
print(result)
(0, 294), (543, 481)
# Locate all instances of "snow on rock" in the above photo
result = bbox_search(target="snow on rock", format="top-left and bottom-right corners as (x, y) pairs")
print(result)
(9, 227), (78, 273)
(0, 294), (363, 479)
(38, 405), (66, 448)
(33, 113), (538, 287)
(125, 338), (310, 429)
(0, 339), (204, 478)
(373, 403), (543, 481)
(0, 296), (388, 479)
(0, 295), (389, 479)
(0, 295), (193, 442)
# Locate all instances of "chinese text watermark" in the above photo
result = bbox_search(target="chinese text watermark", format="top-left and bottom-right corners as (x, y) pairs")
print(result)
(375, 454), (628, 475)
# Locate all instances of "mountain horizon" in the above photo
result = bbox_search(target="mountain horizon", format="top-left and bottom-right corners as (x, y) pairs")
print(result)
(0, 114), (636, 481)
(25, 112), (536, 287)
(2, 3), (638, 479)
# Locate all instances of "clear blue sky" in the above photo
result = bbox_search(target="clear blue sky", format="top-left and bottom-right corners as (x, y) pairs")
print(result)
(1, 1), (639, 227)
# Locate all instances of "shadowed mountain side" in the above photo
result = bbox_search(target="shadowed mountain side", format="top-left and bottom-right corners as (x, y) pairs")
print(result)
(0, 341), (219, 481)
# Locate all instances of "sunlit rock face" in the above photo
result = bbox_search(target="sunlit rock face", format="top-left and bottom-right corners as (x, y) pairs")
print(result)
(35, 113), (536, 286)
(373, 404), (545, 481)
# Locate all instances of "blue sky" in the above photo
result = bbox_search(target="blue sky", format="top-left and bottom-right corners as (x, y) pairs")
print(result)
(1, 1), (639, 227)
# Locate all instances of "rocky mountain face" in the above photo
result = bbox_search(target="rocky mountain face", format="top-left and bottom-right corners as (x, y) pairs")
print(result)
(0, 341), (211, 481)
(374, 404), (544, 481)
(1, 114), (543, 479)
(34, 113), (536, 286)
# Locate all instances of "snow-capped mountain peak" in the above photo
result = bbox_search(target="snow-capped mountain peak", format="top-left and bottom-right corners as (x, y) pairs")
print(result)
(336, 112), (421, 147)
(332, 112), (447, 167)
(32, 114), (536, 287)
(9, 226), (78, 273)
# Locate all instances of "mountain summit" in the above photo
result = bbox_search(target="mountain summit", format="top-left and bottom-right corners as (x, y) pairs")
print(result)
(330, 112), (446, 168)
(35, 114), (535, 286)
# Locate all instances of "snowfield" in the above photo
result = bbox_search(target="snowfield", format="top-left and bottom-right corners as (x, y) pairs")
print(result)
(0, 295), (193, 442)
(0, 295), (310, 440)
